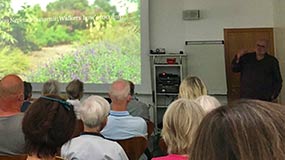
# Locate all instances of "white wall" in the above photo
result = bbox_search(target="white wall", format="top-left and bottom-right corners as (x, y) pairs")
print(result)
(273, 0), (285, 104)
(150, 0), (274, 51)
(149, 0), (284, 104)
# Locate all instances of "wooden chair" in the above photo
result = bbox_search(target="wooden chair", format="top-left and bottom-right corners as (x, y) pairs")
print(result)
(146, 120), (154, 138)
(159, 138), (168, 155)
(116, 137), (148, 160)
(0, 155), (27, 160)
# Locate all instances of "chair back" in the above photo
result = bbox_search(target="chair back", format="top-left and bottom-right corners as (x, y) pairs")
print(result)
(116, 136), (148, 160)
(146, 120), (154, 138)
(0, 155), (27, 160)
(159, 138), (168, 155)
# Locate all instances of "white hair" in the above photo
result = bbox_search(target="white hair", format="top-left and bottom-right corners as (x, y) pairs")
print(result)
(195, 95), (221, 113)
(109, 79), (130, 101)
(80, 95), (110, 128)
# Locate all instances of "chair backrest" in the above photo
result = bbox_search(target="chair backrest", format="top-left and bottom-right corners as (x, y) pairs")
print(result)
(116, 137), (148, 160)
(159, 138), (168, 155)
(0, 155), (27, 160)
(146, 120), (154, 138)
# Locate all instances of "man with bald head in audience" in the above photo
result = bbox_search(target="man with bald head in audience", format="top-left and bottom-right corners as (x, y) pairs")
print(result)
(101, 79), (147, 140)
(0, 74), (25, 155)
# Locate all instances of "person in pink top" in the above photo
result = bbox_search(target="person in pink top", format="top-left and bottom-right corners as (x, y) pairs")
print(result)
(152, 98), (205, 160)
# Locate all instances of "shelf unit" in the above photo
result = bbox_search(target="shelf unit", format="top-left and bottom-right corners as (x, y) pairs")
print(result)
(149, 54), (187, 133)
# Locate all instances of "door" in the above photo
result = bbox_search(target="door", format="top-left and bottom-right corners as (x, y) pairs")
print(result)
(224, 28), (274, 101)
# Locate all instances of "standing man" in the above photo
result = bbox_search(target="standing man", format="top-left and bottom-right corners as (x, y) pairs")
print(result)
(0, 74), (25, 155)
(232, 39), (282, 101)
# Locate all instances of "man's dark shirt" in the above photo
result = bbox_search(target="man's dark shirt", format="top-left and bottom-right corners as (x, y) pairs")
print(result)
(232, 52), (282, 101)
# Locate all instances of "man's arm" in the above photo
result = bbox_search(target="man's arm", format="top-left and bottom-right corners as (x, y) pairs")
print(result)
(231, 49), (248, 72)
(271, 59), (283, 100)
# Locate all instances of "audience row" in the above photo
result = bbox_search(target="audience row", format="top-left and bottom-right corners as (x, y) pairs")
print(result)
(1, 74), (285, 160)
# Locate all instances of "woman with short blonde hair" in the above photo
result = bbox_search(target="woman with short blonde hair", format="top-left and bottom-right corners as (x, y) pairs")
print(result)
(178, 76), (207, 100)
(153, 98), (205, 160)
(195, 95), (221, 113)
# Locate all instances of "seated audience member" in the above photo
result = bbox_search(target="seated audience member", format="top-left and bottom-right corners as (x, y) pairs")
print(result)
(61, 95), (128, 160)
(42, 79), (60, 95)
(20, 81), (33, 112)
(127, 80), (150, 120)
(195, 95), (221, 113)
(22, 95), (76, 160)
(152, 99), (205, 160)
(66, 79), (84, 119)
(0, 74), (25, 155)
(190, 99), (285, 160)
(178, 75), (207, 100)
(101, 79), (147, 140)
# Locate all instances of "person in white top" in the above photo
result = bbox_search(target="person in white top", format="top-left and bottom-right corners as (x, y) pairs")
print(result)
(61, 95), (128, 160)
(65, 79), (84, 119)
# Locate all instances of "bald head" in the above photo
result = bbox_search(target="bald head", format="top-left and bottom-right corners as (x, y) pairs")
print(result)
(0, 74), (24, 113)
(109, 79), (130, 102)
(255, 39), (269, 55)
(0, 74), (24, 97)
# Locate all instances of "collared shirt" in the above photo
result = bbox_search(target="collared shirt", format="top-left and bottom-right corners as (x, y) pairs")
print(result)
(101, 110), (147, 140)
(61, 132), (128, 160)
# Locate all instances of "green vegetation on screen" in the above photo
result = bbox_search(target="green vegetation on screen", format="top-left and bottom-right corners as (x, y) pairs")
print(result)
(0, 0), (141, 83)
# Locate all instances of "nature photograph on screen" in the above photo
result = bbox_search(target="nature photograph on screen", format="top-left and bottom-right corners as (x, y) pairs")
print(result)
(0, 0), (141, 84)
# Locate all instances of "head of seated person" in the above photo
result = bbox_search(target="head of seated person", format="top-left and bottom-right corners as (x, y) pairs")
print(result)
(61, 95), (129, 159)
(127, 80), (150, 120)
(101, 79), (147, 140)
(21, 81), (33, 112)
(109, 79), (131, 110)
(80, 95), (110, 132)
(190, 99), (285, 160)
(195, 95), (221, 113)
(178, 75), (207, 100)
(42, 79), (60, 96)
(23, 81), (32, 101)
(66, 79), (84, 100)
(0, 74), (24, 114)
(22, 94), (76, 159)
(161, 98), (205, 157)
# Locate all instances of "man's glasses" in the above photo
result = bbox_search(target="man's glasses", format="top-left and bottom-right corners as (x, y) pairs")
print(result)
(40, 96), (72, 111)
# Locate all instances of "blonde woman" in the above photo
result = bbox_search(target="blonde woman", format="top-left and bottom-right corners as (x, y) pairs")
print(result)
(178, 76), (207, 100)
(195, 95), (221, 113)
(152, 98), (205, 160)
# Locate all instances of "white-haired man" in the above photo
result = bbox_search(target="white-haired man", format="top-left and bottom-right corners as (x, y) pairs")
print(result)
(101, 79), (147, 140)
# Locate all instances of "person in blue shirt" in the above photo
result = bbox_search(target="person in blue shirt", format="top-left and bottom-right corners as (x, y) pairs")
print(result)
(101, 79), (147, 140)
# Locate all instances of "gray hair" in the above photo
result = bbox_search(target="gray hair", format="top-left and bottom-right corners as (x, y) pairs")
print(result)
(42, 79), (60, 95)
(109, 79), (130, 101)
(195, 95), (221, 113)
(80, 95), (110, 128)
